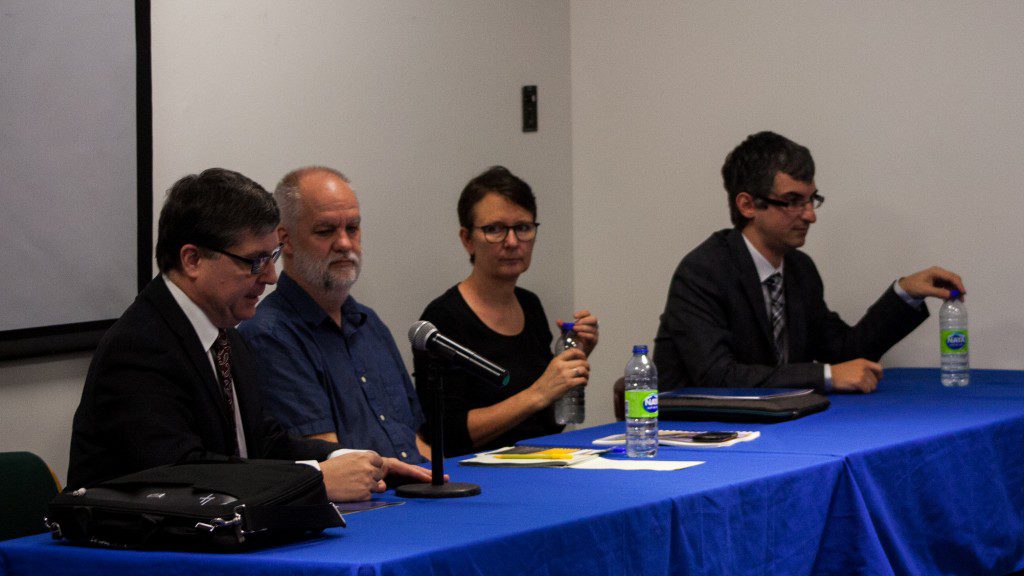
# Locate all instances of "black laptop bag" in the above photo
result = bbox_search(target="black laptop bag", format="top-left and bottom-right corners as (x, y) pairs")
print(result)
(46, 459), (345, 551)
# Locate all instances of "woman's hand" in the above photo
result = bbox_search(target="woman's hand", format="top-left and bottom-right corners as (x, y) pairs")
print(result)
(529, 348), (589, 408)
(559, 310), (599, 356)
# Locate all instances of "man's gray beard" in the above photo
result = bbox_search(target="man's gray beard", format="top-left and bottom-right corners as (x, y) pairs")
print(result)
(291, 249), (361, 295)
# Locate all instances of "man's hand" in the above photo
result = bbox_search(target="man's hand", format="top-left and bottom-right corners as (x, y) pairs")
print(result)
(382, 457), (436, 486)
(320, 451), (386, 502)
(898, 266), (966, 300)
(831, 359), (883, 393)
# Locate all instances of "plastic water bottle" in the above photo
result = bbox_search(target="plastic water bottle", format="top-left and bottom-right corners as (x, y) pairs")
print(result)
(940, 290), (969, 387)
(553, 323), (584, 425)
(624, 345), (658, 458)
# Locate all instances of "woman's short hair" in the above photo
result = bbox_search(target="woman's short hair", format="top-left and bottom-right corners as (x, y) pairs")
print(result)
(457, 166), (537, 229)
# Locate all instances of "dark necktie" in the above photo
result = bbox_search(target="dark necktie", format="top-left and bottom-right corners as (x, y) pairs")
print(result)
(212, 329), (241, 456)
(764, 273), (786, 364)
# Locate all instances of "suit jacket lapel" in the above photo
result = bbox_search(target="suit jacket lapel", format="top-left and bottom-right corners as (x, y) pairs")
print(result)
(144, 276), (233, 431)
(727, 231), (774, 351)
(783, 252), (807, 361)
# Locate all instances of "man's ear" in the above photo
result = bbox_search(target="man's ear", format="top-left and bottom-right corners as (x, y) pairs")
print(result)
(179, 244), (204, 279)
(736, 192), (759, 219)
(278, 225), (293, 256)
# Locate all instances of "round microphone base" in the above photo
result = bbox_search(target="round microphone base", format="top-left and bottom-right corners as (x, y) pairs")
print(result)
(395, 481), (481, 499)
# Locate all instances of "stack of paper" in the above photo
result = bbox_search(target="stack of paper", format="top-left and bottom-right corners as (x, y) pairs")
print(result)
(460, 446), (605, 467)
(459, 445), (704, 471)
(592, 430), (760, 448)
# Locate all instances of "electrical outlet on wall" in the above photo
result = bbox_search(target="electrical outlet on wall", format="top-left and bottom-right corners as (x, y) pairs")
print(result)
(522, 85), (537, 132)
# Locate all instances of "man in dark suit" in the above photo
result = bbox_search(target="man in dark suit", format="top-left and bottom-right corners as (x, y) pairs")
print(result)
(653, 132), (965, 393)
(68, 168), (431, 499)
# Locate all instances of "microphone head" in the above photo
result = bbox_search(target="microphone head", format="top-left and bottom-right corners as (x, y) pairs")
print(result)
(408, 320), (438, 351)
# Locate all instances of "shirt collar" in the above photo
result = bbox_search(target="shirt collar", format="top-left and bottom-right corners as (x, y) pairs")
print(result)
(276, 271), (367, 330)
(163, 274), (221, 353)
(741, 233), (784, 283)
(340, 294), (368, 330)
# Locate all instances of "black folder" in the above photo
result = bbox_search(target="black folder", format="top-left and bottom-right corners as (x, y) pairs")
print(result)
(658, 388), (830, 423)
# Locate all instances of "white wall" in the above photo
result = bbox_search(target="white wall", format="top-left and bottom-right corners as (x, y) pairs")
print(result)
(149, 0), (574, 366)
(5, 1), (1024, 480)
(0, 355), (88, 485)
(0, 0), (573, 484)
(572, 0), (1024, 426)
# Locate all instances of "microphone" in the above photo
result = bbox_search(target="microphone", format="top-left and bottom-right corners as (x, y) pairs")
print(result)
(409, 321), (510, 386)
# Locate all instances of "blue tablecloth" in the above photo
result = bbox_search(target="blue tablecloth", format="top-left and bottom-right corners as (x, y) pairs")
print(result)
(0, 452), (843, 576)
(2, 369), (1022, 575)
(530, 368), (1024, 575)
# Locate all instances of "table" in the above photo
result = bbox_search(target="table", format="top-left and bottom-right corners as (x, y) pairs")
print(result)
(2, 369), (1022, 576)
(532, 368), (1024, 575)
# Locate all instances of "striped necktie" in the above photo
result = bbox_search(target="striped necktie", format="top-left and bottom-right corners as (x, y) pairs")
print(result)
(764, 273), (786, 364)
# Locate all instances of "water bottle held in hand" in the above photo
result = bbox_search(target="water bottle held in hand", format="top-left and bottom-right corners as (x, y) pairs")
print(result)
(940, 290), (969, 387)
(553, 322), (584, 425)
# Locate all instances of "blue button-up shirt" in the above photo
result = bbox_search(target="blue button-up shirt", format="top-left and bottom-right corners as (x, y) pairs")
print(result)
(239, 272), (425, 463)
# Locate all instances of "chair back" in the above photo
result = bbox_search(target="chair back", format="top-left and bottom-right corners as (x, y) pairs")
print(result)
(613, 376), (625, 421)
(0, 451), (61, 541)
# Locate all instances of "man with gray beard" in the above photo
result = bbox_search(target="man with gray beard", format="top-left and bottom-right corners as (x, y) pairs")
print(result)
(239, 167), (429, 464)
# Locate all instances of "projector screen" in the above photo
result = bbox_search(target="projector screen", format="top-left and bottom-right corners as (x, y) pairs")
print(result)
(0, 0), (151, 360)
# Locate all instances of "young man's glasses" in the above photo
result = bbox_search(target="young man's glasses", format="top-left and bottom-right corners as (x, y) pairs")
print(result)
(759, 193), (825, 212)
(472, 222), (540, 243)
(205, 243), (284, 275)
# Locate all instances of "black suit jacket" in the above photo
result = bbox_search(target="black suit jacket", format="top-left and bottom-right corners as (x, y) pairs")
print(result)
(653, 229), (929, 391)
(68, 276), (337, 488)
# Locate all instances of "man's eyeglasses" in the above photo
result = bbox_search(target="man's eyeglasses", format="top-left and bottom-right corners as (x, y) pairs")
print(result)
(471, 222), (540, 244)
(206, 242), (284, 275)
(759, 193), (825, 212)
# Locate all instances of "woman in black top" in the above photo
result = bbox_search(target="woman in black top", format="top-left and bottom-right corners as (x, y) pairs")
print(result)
(414, 166), (599, 456)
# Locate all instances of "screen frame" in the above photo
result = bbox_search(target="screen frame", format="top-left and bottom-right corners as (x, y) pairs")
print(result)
(0, 0), (152, 361)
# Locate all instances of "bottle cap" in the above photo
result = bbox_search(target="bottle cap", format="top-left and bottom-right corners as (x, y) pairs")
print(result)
(632, 344), (648, 355)
(561, 322), (575, 331)
(948, 289), (962, 300)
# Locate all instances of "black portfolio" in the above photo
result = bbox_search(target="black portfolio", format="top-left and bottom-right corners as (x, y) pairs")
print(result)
(659, 388), (830, 423)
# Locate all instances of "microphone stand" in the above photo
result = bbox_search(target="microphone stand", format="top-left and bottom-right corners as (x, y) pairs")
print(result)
(395, 358), (481, 498)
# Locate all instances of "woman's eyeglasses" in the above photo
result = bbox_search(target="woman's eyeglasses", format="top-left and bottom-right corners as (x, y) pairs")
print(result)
(471, 222), (540, 243)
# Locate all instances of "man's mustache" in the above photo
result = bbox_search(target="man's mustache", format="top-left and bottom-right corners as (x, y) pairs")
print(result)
(328, 253), (361, 266)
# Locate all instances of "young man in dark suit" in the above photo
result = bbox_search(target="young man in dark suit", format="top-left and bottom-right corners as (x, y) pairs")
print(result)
(653, 132), (965, 393)
(68, 168), (431, 499)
